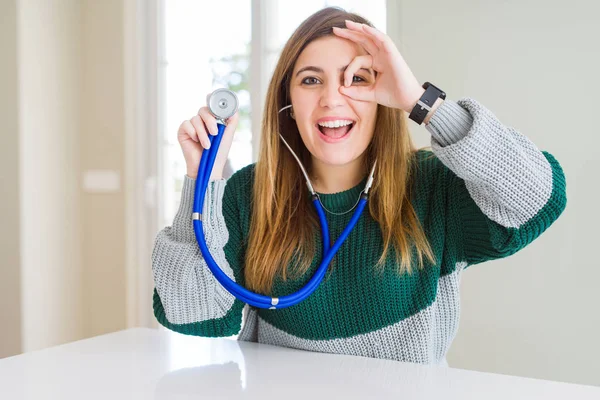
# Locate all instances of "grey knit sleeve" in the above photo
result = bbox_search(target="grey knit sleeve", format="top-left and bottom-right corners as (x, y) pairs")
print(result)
(425, 98), (554, 229)
(151, 175), (239, 328)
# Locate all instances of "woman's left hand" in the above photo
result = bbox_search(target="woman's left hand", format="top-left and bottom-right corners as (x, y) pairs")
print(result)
(333, 20), (425, 114)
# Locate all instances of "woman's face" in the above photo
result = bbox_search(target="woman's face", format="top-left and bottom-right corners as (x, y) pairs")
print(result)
(290, 35), (377, 167)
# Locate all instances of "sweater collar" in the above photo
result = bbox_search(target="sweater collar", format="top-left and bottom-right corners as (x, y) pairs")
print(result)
(315, 176), (368, 214)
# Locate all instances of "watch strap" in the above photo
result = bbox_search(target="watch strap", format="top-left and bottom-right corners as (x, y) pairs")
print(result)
(408, 82), (446, 125)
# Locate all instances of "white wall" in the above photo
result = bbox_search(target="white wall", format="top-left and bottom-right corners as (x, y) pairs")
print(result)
(0, 0), (129, 356)
(389, 0), (600, 387)
(17, 0), (83, 352)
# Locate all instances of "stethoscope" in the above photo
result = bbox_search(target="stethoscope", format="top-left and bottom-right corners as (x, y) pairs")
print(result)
(192, 88), (377, 309)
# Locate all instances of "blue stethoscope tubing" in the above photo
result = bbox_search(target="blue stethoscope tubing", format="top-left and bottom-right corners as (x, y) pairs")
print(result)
(192, 122), (368, 309)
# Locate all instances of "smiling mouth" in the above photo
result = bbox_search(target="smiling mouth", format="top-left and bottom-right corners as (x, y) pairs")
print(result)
(316, 122), (355, 140)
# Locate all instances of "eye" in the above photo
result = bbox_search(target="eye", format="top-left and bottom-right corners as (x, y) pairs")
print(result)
(301, 77), (321, 85)
(301, 75), (366, 85)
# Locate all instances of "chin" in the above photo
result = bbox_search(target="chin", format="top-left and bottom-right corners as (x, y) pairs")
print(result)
(314, 150), (359, 166)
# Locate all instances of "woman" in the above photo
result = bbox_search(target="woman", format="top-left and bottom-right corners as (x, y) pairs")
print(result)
(152, 7), (566, 366)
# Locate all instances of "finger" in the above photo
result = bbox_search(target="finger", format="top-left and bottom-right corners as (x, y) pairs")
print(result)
(343, 54), (374, 88)
(190, 115), (211, 149)
(339, 84), (376, 103)
(198, 107), (219, 136)
(345, 20), (394, 53)
(332, 27), (379, 55)
(178, 120), (200, 143)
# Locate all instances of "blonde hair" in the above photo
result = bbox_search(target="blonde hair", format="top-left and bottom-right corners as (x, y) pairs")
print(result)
(244, 7), (435, 295)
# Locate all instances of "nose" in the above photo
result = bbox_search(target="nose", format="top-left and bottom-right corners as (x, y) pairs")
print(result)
(319, 79), (345, 109)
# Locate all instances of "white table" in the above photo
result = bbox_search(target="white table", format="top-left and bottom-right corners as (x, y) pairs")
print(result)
(0, 327), (598, 399)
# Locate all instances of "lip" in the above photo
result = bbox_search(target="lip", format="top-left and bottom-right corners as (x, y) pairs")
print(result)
(315, 121), (355, 144)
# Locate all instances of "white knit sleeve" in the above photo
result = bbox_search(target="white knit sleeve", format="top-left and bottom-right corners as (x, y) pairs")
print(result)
(151, 176), (239, 326)
(426, 98), (553, 229)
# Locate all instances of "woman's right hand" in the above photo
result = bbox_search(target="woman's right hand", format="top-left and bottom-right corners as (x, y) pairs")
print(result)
(177, 101), (239, 180)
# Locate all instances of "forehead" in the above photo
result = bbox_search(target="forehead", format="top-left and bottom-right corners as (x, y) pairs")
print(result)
(293, 35), (367, 72)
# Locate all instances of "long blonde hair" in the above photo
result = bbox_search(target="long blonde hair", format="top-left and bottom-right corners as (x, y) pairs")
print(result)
(244, 7), (435, 295)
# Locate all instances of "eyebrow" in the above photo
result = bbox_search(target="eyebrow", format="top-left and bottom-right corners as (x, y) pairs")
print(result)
(295, 65), (373, 77)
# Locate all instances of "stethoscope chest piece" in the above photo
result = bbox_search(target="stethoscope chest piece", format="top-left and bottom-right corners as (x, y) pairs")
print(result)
(207, 88), (239, 122)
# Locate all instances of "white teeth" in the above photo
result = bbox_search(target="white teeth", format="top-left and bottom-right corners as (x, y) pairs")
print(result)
(317, 120), (353, 128)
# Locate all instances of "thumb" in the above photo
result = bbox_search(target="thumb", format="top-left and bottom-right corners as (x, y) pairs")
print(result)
(213, 112), (239, 168)
(339, 85), (375, 103)
(220, 111), (238, 146)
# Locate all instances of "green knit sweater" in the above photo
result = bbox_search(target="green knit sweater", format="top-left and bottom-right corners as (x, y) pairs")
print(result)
(151, 98), (566, 365)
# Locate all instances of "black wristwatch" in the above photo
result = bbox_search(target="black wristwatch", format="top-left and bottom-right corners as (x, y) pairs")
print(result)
(408, 82), (446, 125)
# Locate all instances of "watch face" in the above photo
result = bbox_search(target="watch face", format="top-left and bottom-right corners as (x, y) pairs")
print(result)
(423, 82), (446, 99)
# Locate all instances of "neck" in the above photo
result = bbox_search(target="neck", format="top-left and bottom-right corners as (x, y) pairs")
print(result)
(310, 156), (366, 194)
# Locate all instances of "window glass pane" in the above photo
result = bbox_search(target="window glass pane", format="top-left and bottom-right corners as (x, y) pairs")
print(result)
(163, 0), (252, 225)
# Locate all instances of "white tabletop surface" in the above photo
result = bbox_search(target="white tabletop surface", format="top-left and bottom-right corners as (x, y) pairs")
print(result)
(0, 327), (598, 399)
